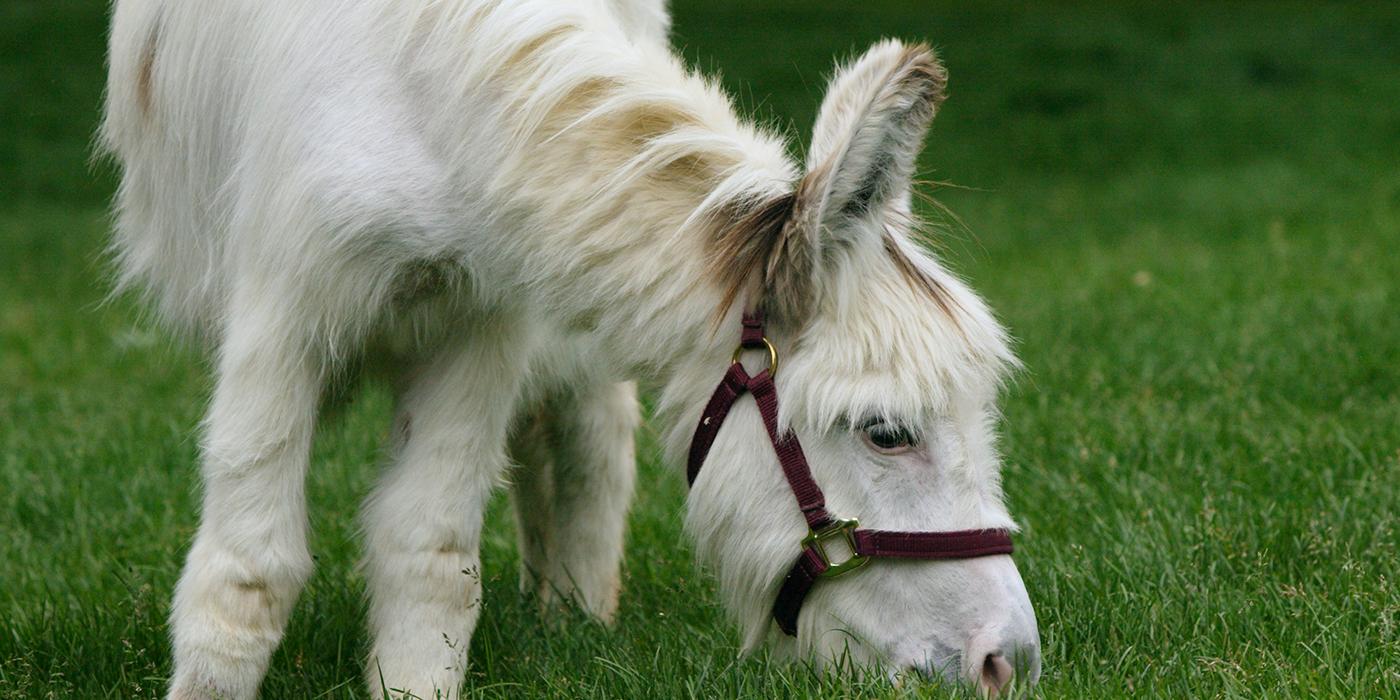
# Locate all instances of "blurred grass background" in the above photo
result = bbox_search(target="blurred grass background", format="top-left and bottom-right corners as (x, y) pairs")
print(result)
(2, 0), (1398, 697)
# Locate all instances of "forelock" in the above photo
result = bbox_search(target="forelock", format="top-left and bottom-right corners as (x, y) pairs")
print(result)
(779, 227), (1017, 431)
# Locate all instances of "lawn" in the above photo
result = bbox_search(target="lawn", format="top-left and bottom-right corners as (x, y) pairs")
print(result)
(2, 0), (1398, 697)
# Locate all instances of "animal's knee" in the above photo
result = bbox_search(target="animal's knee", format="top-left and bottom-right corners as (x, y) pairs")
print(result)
(569, 380), (641, 447)
(596, 380), (642, 426)
(186, 533), (314, 588)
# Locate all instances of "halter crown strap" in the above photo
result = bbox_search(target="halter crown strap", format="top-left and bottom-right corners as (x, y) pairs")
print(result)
(687, 312), (1014, 636)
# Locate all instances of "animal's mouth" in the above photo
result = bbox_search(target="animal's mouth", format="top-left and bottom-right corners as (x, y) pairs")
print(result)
(895, 644), (1040, 696)
(883, 640), (963, 686)
(887, 656), (960, 691)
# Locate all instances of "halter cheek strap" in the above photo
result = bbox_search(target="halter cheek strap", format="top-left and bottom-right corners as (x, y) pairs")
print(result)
(687, 312), (1014, 636)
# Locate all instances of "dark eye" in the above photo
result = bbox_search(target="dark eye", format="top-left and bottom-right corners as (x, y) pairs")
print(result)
(860, 419), (919, 453)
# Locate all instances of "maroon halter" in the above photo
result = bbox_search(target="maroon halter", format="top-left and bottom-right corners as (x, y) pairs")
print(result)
(687, 312), (1014, 636)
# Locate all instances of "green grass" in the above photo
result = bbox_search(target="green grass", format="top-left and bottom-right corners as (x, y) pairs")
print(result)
(3, 0), (1399, 697)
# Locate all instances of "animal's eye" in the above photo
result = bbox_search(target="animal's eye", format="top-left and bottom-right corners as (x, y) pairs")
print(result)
(860, 419), (919, 453)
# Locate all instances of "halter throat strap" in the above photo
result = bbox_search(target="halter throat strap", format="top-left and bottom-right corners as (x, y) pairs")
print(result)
(686, 312), (1014, 636)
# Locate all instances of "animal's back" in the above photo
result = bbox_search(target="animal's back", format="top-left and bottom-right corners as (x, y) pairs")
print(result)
(100, 0), (669, 338)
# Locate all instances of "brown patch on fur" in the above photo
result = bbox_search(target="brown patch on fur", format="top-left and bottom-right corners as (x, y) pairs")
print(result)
(136, 25), (159, 117)
(501, 24), (575, 80)
(894, 43), (948, 113)
(234, 579), (269, 593)
(706, 190), (799, 323)
(656, 152), (718, 189)
(559, 76), (623, 113)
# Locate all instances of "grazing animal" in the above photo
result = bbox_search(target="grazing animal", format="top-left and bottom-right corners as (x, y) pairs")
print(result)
(101, 0), (1040, 697)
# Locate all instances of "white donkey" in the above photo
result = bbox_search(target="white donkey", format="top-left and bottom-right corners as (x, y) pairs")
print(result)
(102, 0), (1039, 697)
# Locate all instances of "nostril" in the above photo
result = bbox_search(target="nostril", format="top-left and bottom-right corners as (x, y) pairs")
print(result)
(980, 653), (1014, 695)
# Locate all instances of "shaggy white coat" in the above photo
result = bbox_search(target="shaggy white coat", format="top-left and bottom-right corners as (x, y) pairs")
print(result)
(101, 0), (1039, 697)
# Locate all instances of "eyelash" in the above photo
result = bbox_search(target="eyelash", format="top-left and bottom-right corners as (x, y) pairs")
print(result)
(857, 418), (920, 451)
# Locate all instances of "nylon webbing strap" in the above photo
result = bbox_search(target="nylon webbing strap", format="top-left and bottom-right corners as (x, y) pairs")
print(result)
(771, 528), (1014, 635)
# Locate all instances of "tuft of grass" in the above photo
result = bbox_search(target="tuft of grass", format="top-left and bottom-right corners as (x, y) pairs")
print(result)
(3, 1), (1398, 697)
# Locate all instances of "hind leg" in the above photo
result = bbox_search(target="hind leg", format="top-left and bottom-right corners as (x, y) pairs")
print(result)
(168, 285), (321, 700)
(362, 318), (531, 699)
(511, 380), (639, 621)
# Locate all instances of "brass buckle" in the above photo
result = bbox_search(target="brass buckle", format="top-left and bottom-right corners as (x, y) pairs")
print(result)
(731, 336), (779, 378)
(802, 518), (869, 578)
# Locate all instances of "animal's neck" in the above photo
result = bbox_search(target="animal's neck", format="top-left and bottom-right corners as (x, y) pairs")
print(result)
(428, 4), (797, 378)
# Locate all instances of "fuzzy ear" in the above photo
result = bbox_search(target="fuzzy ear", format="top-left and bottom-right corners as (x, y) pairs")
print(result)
(758, 40), (946, 322)
(711, 41), (946, 325)
(805, 39), (946, 230)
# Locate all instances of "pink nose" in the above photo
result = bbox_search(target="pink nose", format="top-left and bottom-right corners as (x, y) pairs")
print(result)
(979, 653), (1014, 695)
(965, 638), (1039, 696)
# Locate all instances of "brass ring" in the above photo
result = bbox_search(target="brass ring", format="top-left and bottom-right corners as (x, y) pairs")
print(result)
(731, 337), (779, 377)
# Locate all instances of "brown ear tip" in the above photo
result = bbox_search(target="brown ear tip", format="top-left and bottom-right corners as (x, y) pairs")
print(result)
(898, 42), (948, 106)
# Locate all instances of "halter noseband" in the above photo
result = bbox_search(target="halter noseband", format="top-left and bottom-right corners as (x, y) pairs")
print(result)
(686, 312), (1014, 636)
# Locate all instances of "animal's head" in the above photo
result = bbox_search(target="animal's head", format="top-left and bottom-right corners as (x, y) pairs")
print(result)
(667, 40), (1039, 692)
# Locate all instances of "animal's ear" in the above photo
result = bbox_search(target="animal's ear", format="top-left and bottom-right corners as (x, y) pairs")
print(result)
(801, 39), (946, 234)
(717, 41), (946, 325)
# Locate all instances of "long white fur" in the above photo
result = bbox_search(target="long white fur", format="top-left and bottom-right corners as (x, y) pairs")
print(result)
(101, 0), (1038, 697)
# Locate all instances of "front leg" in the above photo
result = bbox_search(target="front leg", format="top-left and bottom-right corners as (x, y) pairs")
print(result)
(362, 318), (531, 699)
